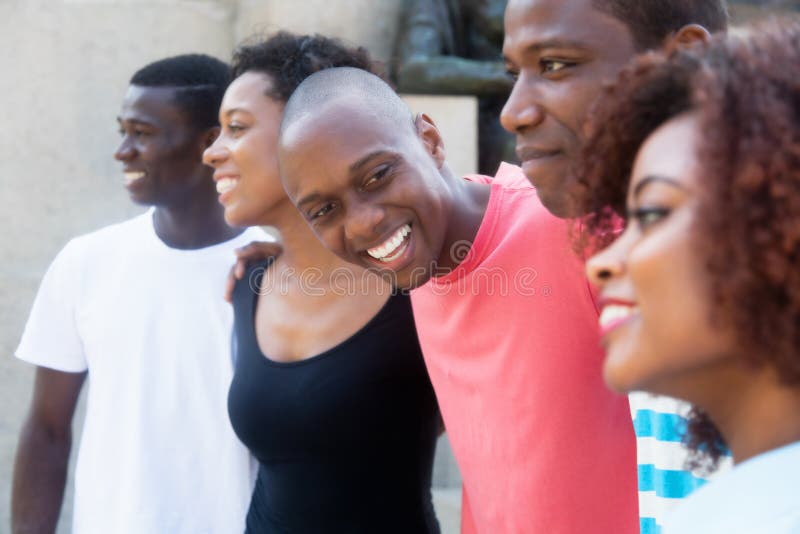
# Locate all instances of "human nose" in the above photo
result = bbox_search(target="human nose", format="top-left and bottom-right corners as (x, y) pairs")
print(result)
(586, 230), (632, 287)
(343, 200), (385, 242)
(202, 137), (229, 168)
(500, 76), (546, 134)
(114, 136), (136, 162)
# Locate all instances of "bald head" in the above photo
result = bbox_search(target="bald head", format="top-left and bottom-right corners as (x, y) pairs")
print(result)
(280, 67), (415, 141)
(276, 66), (464, 290)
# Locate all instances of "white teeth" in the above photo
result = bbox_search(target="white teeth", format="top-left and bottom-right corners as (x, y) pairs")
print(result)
(124, 171), (145, 184)
(216, 178), (238, 194)
(367, 224), (411, 261)
(599, 305), (638, 329)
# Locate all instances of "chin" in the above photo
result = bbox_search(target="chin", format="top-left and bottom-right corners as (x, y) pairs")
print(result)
(128, 192), (157, 206)
(538, 189), (581, 219)
(602, 350), (642, 394)
(395, 265), (433, 291)
(602, 371), (632, 394)
(223, 206), (254, 229)
(223, 212), (241, 228)
(527, 175), (583, 218)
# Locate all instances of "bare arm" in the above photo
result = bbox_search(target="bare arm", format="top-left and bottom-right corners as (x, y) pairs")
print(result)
(12, 367), (86, 534)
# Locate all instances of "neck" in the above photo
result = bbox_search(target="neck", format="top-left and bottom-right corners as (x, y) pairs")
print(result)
(435, 166), (492, 274)
(702, 365), (800, 464)
(152, 180), (242, 249)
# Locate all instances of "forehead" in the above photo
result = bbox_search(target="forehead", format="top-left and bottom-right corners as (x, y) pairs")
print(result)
(280, 99), (416, 189)
(631, 113), (702, 193)
(284, 98), (412, 162)
(222, 71), (274, 111)
(504, 0), (632, 56)
(119, 84), (188, 126)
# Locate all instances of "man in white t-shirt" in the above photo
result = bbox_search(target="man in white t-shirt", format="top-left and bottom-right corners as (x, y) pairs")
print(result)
(12, 54), (265, 534)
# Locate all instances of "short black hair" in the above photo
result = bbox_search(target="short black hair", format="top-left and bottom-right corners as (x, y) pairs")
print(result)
(593, 0), (729, 50)
(230, 32), (379, 103)
(129, 53), (230, 129)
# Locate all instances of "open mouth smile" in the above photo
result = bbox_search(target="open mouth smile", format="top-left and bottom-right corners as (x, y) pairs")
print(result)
(124, 171), (146, 185)
(598, 304), (639, 336)
(216, 177), (238, 195)
(366, 224), (411, 263)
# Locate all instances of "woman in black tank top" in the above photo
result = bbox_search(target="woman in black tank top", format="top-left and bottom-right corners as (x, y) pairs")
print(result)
(203, 33), (440, 533)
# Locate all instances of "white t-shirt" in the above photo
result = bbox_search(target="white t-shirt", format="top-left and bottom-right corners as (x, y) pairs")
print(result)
(664, 440), (800, 533)
(16, 211), (269, 534)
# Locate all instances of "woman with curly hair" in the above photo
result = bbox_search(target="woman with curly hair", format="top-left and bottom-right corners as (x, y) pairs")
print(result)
(582, 17), (800, 533)
(203, 33), (441, 533)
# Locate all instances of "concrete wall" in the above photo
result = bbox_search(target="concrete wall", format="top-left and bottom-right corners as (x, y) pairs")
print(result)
(1, 2), (235, 532)
(1, 1), (471, 532)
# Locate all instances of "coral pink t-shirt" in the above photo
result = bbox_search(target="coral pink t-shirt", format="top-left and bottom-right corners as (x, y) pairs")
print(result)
(410, 164), (638, 533)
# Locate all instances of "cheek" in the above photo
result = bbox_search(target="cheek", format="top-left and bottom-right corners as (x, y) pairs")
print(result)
(236, 140), (263, 175)
(566, 87), (601, 140)
(629, 244), (688, 342)
(138, 142), (158, 162)
(314, 225), (346, 255)
(158, 152), (200, 179)
(240, 146), (279, 189)
(625, 240), (722, 382)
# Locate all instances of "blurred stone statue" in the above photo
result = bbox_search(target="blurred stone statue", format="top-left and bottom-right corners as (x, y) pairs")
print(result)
(394, 0), (516, 175)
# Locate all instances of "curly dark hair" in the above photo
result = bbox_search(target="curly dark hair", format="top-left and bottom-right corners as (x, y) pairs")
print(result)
(230, 32), (381, 103)
(577, 16), (800, 471)
(592, 0), (728, 51)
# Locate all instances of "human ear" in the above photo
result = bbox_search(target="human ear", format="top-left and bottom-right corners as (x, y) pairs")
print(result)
(665, 24), (712, 50)
(414, 113), (447, 169)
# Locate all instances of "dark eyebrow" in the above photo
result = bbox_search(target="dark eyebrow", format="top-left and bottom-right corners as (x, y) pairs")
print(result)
(348, 150), (396, 175)
(633, 175), (689, 198)
(117, 117), (154, 127)
(504, 39), (592, 62)
(297, 192), (322, 209)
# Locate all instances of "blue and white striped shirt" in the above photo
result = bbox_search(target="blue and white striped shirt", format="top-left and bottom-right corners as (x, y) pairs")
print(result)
(630, 393), (731, 534)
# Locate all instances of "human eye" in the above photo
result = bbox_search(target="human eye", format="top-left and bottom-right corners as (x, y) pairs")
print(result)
(309, 202), (337, 221)
(628, 206), (671, 230)
(227, 122), (247, 135)
(362, 163), (392, 189)
(540, 58), (575, 74)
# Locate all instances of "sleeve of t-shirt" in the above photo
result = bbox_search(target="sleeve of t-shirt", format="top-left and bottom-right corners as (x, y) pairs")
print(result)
(16, 239), (88, 372)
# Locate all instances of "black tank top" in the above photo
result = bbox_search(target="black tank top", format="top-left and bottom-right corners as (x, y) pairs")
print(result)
(228, 262), (441, 533)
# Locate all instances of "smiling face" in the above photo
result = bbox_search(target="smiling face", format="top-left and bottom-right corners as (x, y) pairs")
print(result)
(115, 85), (212, 206)
(586, 113), (737, 398)
(500, 0), (637, 217)
(279, 100), (452, 289)
(202, 72), (285, 227)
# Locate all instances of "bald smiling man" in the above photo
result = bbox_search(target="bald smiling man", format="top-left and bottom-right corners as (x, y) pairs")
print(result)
(277, 67), (639, 534)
